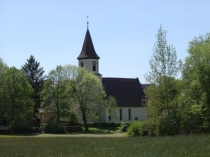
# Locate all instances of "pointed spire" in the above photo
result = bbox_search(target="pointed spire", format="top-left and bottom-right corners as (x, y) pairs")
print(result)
(87, 16), (89, 30)
(77, 23), (100, 60)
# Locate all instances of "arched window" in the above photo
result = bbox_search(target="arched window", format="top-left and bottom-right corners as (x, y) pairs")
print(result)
(92, 61), (96, 71)
(81, 62), (83, 67)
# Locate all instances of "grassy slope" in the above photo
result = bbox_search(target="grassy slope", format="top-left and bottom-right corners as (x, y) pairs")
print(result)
(0, 134), (210, 157)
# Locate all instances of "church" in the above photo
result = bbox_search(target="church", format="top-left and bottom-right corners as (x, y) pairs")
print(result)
(77, 25), (147, 122)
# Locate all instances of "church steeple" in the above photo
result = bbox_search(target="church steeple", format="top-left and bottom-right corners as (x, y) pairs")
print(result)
(77, 29), (100, 60)
(77, 22), (102, 80)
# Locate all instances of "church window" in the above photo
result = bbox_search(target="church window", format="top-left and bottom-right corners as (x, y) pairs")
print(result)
(108, 109), (111, 121)
(92, 61), (96, 71)
(81, 62), (83, 67)
(120, 109), (122, 121)
(128, 109), (131, 120)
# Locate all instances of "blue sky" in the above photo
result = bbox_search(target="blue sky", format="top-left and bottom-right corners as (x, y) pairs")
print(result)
(1, 1), (210, 83)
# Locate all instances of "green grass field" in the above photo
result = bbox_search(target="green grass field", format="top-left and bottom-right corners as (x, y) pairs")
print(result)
(0, 134), (210, 157)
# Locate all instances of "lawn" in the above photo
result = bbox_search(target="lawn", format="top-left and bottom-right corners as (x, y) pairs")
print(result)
(0, 134), (210, 157)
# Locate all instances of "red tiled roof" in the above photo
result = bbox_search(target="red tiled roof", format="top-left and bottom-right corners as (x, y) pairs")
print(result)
(102, 77), (145, 107)
(77, 29), (100, 60)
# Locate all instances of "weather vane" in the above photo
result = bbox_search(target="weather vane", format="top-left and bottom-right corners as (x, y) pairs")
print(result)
(87, 16), (89, 29)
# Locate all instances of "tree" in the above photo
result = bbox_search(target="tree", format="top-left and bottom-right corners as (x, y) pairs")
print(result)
(181, 33), (210, 132)
(106, 96), (118, 123)
(69, 67), (105, 132)
(42, 65), (105, 131)
(22, 55), (45, 117)
(187, 33), (210, 108)
(0, 58), (8, 123)
(42, 65), (73, 125)
(145, 25), (181, 135)
(2, 67), (33, 129)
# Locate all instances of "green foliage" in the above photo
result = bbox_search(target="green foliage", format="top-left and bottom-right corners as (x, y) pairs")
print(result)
(42, 121), (66, 134)
(42, 65), (74, 124)
(127, 121), (141, 137)
(42, 65), (106, 132)
(2, 67), (34, 128)
(106, 95), (118, 122)
(127, 121), (156, 137)
(69, 110), (79, 126)
(0, 59), (8, 119)
(180, 33), (210, 133)
(69, 67), (106, 132)
(145, 25), (182, 135)
(22, 55), (45, 116)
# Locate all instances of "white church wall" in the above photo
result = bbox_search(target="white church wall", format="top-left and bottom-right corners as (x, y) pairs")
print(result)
(103, 107), (147, 123)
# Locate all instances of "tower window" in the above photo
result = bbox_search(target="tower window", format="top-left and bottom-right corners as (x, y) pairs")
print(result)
(81, 62), (83, 67)
(128, 109), (131, 120)
(92, 61), (96, 71)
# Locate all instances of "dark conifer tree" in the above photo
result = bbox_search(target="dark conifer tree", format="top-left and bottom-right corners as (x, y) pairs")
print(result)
(22, 55), (45, 117)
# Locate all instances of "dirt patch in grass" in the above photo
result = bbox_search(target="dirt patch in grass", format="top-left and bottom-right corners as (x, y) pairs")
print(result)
(25, 132), (126, 138)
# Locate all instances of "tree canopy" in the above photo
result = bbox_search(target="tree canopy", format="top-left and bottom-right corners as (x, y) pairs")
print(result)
(145, 25), (181, 135)
(22, 55), (45, 116)
(42, 65), (106, 131)
(0, 66), (33, 129)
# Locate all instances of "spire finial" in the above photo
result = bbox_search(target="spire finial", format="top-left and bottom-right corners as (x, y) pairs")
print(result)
(87, 16), (89, 30)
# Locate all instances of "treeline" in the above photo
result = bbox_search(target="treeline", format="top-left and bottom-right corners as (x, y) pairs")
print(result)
(0, 56), (110, 133)
(128, 26), (210, 136)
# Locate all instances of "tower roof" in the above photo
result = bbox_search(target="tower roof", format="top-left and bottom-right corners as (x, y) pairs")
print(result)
(77, 29), (100, 60)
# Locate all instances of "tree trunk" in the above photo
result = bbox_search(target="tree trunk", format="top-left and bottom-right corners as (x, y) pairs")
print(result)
(82, 110), (89, 132)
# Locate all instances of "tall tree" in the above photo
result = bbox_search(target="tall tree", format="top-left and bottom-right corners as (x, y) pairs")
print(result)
(0, 59), (8, 122)
(69, 67), (105, 132)
(3, 67), (33, 128)
(42, 65), (72, 124)
(182, 33), (210, 124)
(145, 25), (181, 135)
(22, 55), (45, 116)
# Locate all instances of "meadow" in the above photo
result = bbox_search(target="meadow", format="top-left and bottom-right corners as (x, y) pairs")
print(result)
(0, 133), (210, 157)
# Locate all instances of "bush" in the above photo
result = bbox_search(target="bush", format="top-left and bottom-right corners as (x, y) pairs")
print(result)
(156, 116), (180, 136)
(127, 122), (141, 137)
(202, 121), (210, 133)
(127, 121), (156, 137)
(181, 106), (203, 134)
(42, 122), (66, 134)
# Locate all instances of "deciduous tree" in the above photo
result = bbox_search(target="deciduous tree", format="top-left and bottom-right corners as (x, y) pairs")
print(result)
(42, 65), (73, 124)
(3, 67), (33, 128)
(145, 25), (181, 135)
(181, 33), (210, 132)
(69, 67), (105, 132)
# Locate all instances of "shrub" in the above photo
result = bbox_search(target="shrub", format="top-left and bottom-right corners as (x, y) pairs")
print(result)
(42, 122), (66, 134)
(127, 122), (141, 137)
(127, 121), (156, 137)
(156, 115), (180, 136)
(181, 105), (203, 134)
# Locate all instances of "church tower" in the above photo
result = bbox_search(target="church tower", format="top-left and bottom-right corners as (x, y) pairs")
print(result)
(77, 23), (102, 80)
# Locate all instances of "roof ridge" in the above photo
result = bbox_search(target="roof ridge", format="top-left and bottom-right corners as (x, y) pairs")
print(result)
(102, 77), (138, 80)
